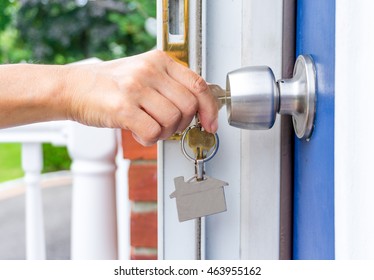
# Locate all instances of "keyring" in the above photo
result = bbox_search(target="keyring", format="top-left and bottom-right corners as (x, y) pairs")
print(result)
(180, 125), (219, 163)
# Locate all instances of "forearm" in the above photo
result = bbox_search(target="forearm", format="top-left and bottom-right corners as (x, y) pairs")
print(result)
(0, 64), (69, 128)
(0, 51), (218, 146)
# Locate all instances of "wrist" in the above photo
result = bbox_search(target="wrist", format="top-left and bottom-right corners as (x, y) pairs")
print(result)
(60, 63), (99, 123)
(0, 64), (70, 127)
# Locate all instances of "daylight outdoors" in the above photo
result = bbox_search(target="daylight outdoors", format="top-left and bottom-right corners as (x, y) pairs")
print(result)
(0, 0), (156, 260)
(0, 0), (156, 182)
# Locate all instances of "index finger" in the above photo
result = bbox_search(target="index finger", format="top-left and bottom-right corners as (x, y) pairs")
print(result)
(166, 58), (218, 133)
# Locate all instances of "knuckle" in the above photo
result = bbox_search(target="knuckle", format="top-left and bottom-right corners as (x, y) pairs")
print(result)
(114, 101), (134, 125)
(135, 60), (156, 77)
(153, 49), (169, 62)
(164, 108), (182, 128)
(143, 123), (162, 144)
(183, 98), (198, 117)
(150, 50), (172, 69)
(164, 53), (175, 69)
(191, 75), (208, 95)
(152, 49), (166, 59)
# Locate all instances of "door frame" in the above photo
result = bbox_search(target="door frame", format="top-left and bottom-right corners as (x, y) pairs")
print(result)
(157, 0), (292, 260)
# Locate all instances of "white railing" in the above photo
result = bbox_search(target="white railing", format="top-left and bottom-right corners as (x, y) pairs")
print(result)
(0, 121), (130, 260)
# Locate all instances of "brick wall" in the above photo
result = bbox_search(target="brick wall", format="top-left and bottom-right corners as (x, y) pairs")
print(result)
(121, 130), (157, 260)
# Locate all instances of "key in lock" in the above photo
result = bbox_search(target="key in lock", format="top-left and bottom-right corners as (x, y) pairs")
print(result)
(209, 54), (317, 140)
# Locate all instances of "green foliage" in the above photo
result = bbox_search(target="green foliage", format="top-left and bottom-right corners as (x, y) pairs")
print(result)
(42, 143), (71, 173)
(0, 143), (71, 182)
(0, 143), (24, 183)
(0, 0), (30, 63)
(1, 0), (156, 64)
(0, 0), (14, 30)
(0, 0), (156, 180)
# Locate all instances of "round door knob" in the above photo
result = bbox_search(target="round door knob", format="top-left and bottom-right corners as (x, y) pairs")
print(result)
(226, 66), (279, 130)
(226, 55), (316, 140)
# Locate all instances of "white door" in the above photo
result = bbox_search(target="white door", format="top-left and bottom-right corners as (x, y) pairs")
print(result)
(157, 0), (289, 260)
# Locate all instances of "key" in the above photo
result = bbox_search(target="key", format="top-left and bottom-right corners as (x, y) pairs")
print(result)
(187, 125), (216, 160)
(180, 119), (219, 165)
(170, 124), (229, 222)
(170, 174), (229, 222)
(170, 122), (229, 260)
(208, 83), (228, 110)
(167, 84), (226, 141)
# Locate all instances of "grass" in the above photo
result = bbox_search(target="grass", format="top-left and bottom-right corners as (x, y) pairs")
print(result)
(42, 143), (71, 173)
(0, 143), (71, 183)
(0, 143), (23, 182)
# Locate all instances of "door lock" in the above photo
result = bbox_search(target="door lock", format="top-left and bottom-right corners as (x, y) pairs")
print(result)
(217, 55), (316, 140)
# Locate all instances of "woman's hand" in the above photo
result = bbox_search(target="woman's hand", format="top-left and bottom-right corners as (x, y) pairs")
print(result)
(64, 50), (218, 146)
(0, 50), (218, 146)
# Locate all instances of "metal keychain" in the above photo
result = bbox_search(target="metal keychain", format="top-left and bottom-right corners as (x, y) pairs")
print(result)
(170, 122), (227, 260)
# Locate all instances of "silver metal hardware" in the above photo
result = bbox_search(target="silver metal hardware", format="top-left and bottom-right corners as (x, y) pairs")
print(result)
(195, 158), (204, 181)
(170, 123), (228, 223)
(225, 55), (316, 140)
(209, 83), (227, 110)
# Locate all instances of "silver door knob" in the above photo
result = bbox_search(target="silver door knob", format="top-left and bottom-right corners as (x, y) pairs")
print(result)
(225, 55), (316, 140)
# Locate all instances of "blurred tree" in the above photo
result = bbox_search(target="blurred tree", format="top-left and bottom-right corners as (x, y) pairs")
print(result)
(0, 0), (156, 175)
(1, 0), (156, 64)
(0, 0), (30, 62)
(0, 0), (13, 30)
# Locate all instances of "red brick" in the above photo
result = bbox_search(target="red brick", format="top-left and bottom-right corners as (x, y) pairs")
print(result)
(128, 163), (157, 201)
(121, 130), (157, 160)
(130, 254), (157, 260)
(131, 212), (157, 248)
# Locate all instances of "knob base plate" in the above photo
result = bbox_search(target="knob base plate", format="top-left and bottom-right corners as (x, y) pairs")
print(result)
(292, 55), (316, 140)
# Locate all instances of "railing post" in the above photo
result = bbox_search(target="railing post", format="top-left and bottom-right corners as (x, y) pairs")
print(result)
(115, 138), (131, 260)
(22, 143), (46, 260)
(68, 123), (118, 259)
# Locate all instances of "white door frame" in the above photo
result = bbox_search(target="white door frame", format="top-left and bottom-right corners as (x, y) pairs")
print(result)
(158, 0), (285, 260)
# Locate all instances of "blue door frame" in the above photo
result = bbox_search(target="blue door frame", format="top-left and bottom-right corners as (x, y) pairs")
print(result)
(293, 0), (335, 259)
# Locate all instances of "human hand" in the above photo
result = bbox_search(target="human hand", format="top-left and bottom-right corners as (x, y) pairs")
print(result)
(64, 50), (218, 146)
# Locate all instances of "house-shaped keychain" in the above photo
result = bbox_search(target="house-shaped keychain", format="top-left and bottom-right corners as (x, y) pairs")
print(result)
(170, 176), (229, 222)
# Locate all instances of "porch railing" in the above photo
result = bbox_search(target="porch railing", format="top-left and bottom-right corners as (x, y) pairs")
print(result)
(0, 121), (130, 260)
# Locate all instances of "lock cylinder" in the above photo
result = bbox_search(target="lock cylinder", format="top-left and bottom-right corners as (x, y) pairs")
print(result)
(226, 66), (280, 130)
(225, 55), (316, 140)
